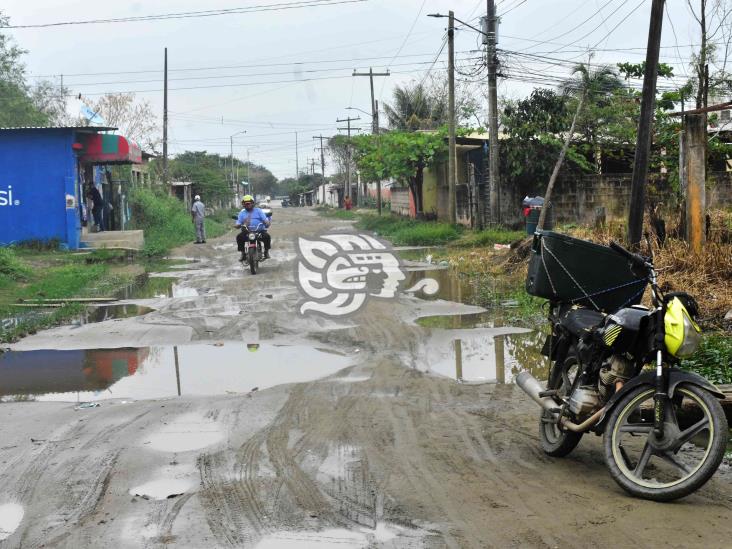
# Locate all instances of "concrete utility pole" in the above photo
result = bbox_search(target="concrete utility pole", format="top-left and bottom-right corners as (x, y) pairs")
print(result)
(336, 116), (360, 202)
(295, 131), (299, 180)
(486, 0), (500, 225)
(685, 113), (707, 253)
(353, 68), (389, 215)
(163, 48), (168, 187)
(628, 0), (665, 248)
(447, 11), (457, 224)
(313, 135), (328, 204)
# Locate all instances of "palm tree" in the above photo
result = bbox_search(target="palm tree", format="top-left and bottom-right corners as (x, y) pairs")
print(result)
(382, 83), (445, 131)
(539, 63), (624, 230)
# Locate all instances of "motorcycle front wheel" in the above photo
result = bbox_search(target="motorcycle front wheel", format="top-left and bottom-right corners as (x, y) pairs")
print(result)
(248, 250), (258, 274)
(539, 348), (583, 457)
(603, 383), (728, 501)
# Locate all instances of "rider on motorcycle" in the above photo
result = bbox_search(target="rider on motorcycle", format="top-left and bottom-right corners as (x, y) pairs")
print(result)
(235, 195), (271, 262)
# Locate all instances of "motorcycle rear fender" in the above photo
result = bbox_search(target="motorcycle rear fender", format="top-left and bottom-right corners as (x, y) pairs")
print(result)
(595, 368), (725, 431)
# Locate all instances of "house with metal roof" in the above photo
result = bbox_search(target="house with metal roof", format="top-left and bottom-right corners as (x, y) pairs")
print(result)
(0, 126), (143, 250)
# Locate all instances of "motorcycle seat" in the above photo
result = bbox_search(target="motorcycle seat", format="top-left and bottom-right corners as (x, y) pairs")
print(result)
(560, 307), (606, 338)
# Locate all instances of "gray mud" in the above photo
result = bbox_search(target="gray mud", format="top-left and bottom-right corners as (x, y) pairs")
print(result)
(1, 206), (730, 548)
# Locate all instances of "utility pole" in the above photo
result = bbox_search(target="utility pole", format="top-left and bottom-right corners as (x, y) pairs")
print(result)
(447, 11), (457, 224)
(685, 113), (707, 254)
(313, 135), (328, 204)
(336, 116), (360, 204)
(353, 68), (389, 215)
(163, 48), (168, 187)
(295, 131), (299, 180)
(628, 0), (665, 248)
(486, 0), (500, 226)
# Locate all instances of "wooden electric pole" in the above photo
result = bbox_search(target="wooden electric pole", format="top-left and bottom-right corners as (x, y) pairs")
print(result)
(163, 48), (168, 187)
(628, 0), (665, 248)
(486, 0), (500, 225)
(448, 11), (457, 224)
(353, 68), (389, 215)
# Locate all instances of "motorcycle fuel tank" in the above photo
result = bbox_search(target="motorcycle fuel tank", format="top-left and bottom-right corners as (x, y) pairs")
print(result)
(598, 305), (651, 353)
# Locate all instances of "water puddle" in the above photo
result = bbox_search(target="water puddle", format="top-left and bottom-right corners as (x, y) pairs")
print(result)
(403, 269), (478, 303)
(0, 343), (353, 402)
(405, 328), (547, 384)
(130, 479), (195, 500)
(0, 503), (24, 541)
(81, 304), (154, 323)
(116, 274), (176, 299)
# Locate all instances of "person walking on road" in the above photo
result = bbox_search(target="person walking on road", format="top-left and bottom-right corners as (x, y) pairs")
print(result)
(191, 195), (206, 244)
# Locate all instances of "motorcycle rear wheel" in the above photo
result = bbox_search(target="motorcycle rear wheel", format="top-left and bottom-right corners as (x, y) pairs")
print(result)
(603, 383), (728, 501)
(539, 349), (583, 457)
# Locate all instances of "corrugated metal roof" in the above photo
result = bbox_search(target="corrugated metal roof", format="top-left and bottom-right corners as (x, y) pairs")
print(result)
(0, 125), (117, 131)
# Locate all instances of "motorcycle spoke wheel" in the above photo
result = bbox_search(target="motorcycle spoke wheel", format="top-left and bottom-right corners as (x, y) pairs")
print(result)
(604, 384), (728, 501)
(539, 351), (582, 457)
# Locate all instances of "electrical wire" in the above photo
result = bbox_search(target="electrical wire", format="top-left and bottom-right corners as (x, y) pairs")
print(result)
(2, 0), (368, 29)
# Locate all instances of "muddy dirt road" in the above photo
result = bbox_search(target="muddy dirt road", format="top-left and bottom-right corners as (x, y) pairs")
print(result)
(1, 207), (730, 548)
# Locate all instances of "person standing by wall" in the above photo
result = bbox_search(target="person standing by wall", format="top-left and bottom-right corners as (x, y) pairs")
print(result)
(191, 194), (206, 244)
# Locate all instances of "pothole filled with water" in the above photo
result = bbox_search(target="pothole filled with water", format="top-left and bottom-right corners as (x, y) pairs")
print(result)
(0, 343), (354, 402)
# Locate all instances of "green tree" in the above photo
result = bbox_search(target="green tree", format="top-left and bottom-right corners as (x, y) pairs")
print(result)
(352, 129), (447, 214)
(382, 83), (444, 131)
(0, 11), (49, 126)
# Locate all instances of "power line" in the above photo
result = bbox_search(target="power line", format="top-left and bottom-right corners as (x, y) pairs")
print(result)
(2, 0), (368, 29)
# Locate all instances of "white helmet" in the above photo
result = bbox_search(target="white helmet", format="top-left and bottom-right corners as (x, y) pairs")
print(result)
(194, 195), (201, 200)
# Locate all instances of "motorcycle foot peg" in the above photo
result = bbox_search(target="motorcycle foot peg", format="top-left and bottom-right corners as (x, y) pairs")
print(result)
(539, 389), (559, 398)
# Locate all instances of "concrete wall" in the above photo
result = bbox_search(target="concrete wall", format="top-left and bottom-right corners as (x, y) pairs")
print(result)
(390, 188), (411, 217)
(0, 128), (80, 249)
(499, 172), (732, 227)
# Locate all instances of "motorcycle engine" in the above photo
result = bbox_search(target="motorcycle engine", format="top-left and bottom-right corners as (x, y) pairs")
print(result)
(568, 386), (601, 417)
(597, 354), (634, 401)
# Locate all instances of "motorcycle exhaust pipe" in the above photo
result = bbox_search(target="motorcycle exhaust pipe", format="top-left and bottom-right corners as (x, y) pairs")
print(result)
(516, 371), (606, 433)
(516, 371), (560, 413)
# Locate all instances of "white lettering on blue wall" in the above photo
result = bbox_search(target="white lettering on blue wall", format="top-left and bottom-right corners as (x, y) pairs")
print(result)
(0, 186), (20, 206)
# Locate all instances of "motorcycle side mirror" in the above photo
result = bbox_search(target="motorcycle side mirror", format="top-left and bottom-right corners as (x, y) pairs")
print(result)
(266, 212), (273, 218)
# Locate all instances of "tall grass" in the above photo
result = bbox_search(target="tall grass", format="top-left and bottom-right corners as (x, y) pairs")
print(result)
(0, 248), (31, 282)
(129, 188), (228, 256)
(356, 214), (460, 246)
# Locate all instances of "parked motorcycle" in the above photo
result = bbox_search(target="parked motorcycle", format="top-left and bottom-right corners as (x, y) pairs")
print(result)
(518, 231), (728, 501)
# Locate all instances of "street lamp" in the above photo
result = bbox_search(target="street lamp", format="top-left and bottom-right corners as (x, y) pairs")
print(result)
(230, 130), (246, 205)
(427, 13), (488, 37)
(346, 106), (372, 118)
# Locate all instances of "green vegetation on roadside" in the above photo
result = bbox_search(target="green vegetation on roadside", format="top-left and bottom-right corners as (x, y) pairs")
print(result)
(681, 333), (732, 385)
(0, 248), (142, 343)
(356, 213), (459, 246)
(129, 188), (229, 257)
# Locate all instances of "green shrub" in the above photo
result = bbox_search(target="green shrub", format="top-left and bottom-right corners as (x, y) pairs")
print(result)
(0, 248), (31, 281)
(680, 333), (732, 385)
(457, 227), (525, 248)
(129, 188), (228, 257)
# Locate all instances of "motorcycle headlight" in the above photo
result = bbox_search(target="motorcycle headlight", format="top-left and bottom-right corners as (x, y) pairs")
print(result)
(248, 233), (256, 241)
(664, 297), (702, 358)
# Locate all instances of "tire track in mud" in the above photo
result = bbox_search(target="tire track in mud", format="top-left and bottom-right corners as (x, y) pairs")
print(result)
(30, 450), (120, 549)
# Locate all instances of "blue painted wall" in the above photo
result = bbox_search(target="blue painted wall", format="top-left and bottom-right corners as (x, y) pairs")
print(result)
(0, 129), (80, 249)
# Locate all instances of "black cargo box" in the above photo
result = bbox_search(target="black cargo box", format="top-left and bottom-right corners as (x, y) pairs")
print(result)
(525, 231), (647, 313)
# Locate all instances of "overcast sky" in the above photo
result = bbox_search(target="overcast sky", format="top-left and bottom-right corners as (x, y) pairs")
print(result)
(2, 0), (709, 179)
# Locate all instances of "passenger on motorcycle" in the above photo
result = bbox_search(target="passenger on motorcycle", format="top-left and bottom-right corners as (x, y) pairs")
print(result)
(235, 195), (271, 261)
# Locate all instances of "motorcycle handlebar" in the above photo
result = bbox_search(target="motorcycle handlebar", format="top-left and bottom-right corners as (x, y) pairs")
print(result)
(609, 241), (648, 270)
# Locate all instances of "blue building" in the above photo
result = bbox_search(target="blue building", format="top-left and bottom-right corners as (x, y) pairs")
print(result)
(0, 127), (141, 250)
